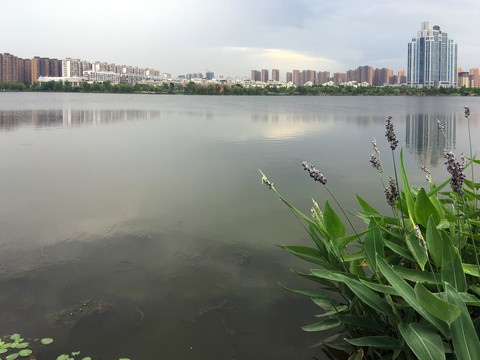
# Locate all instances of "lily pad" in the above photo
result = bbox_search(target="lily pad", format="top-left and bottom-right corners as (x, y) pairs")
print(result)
(41, 338), (54, 345)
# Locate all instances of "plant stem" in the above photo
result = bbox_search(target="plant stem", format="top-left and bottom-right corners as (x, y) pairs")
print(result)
(391, 150), (406, 232)
(466, 115), (477, 211)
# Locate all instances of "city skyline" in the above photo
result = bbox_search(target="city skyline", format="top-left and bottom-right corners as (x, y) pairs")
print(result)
(2, 0), (479, 79)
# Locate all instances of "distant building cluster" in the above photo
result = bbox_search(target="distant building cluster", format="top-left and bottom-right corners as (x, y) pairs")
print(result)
(0, 53), (167, 86)
(0, 53), (62, 84)
(0, 22), (478, 89)
(250, 67), (406, 87)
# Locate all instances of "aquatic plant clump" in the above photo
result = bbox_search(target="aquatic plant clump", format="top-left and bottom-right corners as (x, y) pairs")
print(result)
(261, 108), (480, 360)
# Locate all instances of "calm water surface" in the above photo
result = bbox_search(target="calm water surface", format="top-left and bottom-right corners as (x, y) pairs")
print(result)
(0, 93), (479, 359)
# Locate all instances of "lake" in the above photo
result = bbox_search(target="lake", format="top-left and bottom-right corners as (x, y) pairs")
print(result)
(0, 93), (479, 359)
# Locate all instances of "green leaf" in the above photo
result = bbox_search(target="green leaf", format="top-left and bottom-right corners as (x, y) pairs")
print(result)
(311, 297), (341, 311)
(345, 336), (403, 349)
(56, 355), (70, 360)
(71, 352), (81, 356)
(81, 358), (92, 360)
(323, 200), (345, 241)
(464, 188), (480, 201)
(6, 354), (19, 360)
(391, 266), (441, 284)
(400, 149), (416, 222)
(349, 258), (366, 278)
(9, 335), (20, 341)
(292, 270), (338, 289)
(359, 279), (399, 296)
(442, 237), (466, 292)
(307, 224), (329, 258)
(343, 250), (367, 263)
(383, 238), (416, 262)
(315, 305), (349, 318)
(436, 291), (480, 307)
(340, 276), (396, 318)
(336, 225), (381, 250)
(18, 349), (32, 357)
(356, 194), (380, 214)
(398, 322), (445, 360)
(405, 230), (428, 270)
(426, 216), (443, 267)
(446, 283), (480, 360)
(40, 338), (53, 345)
(279, 245), (323, 258)
(428, 177), (450, 197)
(14, 343), (28, 349)
(279, 284), (331, 299)
(310, 269), (355, 283)
(376, 256), (450, 337)
(301, 319), (341, 332)
(414, 283), (460, 325)
(364, 218), (384, 272)
(280, 245), (334, 268)
(336, 314), (384, 333)
(415, 188), (441, 227)
(463, 263), (479, 277)
(464, 179), (480, 190)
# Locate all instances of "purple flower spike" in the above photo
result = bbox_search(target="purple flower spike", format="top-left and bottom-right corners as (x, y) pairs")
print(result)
(385, 116), (398, 151)
(370, 154), (382, 173)
(444, 151), (466, 196)
(302, 161), (327, 185)
(384, 176), (399, 207)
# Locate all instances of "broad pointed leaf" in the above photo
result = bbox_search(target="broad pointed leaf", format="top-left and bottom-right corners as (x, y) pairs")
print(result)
(376, 256), (450, 337)
(340, 276), (396, 318)
(356, 194), (380, 214)
(405, 230), (428, 270)
(345, 336), (403, 349)
(302, 319), (341, 332)
(323, 200), (345, 241)
(364, 218), (384, 272)
(415, 188), (440, 227)
(414, 283), (460, 325)
(446, 283), (480, 360)
(442, 237), (466, 292)
(398, 322), (445, 360)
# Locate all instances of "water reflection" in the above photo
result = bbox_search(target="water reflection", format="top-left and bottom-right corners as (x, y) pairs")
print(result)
(0, 109), (164, 130)
(405, 113), (456, 166)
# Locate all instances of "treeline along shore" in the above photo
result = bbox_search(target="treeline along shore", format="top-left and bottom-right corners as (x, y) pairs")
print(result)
(2, 80), (480, 96)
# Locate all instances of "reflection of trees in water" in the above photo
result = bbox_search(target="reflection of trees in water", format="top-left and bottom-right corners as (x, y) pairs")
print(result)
(405, 113), (456, 167)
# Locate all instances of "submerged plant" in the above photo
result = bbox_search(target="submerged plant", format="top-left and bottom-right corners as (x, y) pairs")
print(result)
(261, 108), (480, 360)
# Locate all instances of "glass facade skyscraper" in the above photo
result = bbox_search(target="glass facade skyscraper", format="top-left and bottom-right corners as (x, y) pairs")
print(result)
(407, 22), (457, 88)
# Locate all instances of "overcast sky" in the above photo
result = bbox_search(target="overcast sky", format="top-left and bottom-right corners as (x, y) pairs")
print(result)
(2, 0), (479, 80)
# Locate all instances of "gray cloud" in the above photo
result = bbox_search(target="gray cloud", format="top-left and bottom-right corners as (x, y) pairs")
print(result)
(1, 0), (479, 78)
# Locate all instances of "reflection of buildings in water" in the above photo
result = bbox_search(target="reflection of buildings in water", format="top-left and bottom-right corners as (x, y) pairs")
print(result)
(62, 109), (161, 126)
(405, 113), (456, 167)
(0, 109), (163, 131)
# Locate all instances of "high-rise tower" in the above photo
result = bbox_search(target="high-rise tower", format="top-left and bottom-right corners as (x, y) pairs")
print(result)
(407, 22), (457, 87)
